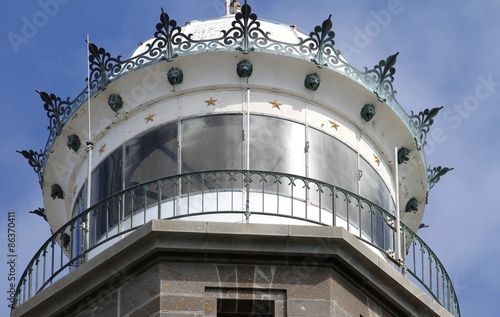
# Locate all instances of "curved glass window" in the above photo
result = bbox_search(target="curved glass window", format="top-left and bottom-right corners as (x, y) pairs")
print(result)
(124, 121), (178, 188)
(181, 115), (243, 172)
(359, 157), (391, 210)
(308, 128), (357, 193)
(80, 113), (395, 245)
(249, 116), (305, 175)
(90, 148), (122, 241)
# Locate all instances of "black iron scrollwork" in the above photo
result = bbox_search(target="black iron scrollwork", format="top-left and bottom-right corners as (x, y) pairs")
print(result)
(427, 166), (454, 190)
(29, 207), (47, 222)
(409, 106), (443, 150)
(362, 52), (399, 102)
(154, 8), (181, 61)
(27, 4), (441, 187)
(87, 42), (122, 91)
(16, 149), (45, 185)
(37, 90), (71, 138)
(308, 15), (335, 67)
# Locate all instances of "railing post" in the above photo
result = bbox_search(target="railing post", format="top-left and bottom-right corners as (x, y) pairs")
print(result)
(245, 170), (251, 222)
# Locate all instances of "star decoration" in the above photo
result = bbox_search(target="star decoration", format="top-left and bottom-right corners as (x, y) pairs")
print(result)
(270, 100), (282, 110)
(98, 144), (106, 154)
(374, 154), (381, 166)
(329, 120), (339, 130)
(205, 97), (217, 106)
(145, 113), (156, 123)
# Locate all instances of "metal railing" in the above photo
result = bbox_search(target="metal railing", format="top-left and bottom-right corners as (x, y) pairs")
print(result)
(12, 170), (460, 316)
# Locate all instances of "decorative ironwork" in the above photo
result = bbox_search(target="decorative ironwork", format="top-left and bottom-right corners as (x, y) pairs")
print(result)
(409, 106), (444, 150)
(308, 14), (335, 67)
(29, 207), (47, 222)
(12, 170), (460, 316)
(37, 90), (72, 138)
(304, 73), (321, 91)
(362, 52), (399, 102)
(427, 166), (454, 190)
(28, 4), (434, 191)
(87, 42), (122, 91)
(16, 149), (45, 184)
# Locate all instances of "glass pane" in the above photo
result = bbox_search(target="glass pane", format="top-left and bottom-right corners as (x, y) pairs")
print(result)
(308, 127), (357, 193)
(358, 158), (390, 210)
(90, 148), (122, 240)
(249, 116), (305, 176)
(91, 148), (123, 204)
(124, 121), (178, 188)
(181, 115), (243, 172)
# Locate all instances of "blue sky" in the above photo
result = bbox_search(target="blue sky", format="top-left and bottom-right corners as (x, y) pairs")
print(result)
(1, 0), (499, 316)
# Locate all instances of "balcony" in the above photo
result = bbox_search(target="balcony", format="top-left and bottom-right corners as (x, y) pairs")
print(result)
(12, 170), (460, 316)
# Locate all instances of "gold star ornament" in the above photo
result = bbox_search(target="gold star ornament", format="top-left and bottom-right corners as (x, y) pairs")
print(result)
(205, 97), (217, 106)
(145, 113), (156, 123)
(98, 144), (106, 154)
(329, 120), (339, 130)
(374, 154), (381, 166)
(270, 100), (282, 110)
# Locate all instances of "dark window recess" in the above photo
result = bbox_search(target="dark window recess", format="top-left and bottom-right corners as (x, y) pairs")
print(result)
(217, 299), (274, 317)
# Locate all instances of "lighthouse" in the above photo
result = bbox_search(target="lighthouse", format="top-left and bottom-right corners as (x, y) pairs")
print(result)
(12, 2), (459, 316)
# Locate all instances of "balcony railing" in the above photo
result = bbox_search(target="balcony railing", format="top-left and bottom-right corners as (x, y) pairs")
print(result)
(12, 170), (460, 316)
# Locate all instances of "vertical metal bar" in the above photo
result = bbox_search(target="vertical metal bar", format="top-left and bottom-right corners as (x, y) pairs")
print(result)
(173, 178), (177, 217)
(421, 244), (425, 283)
(346, 194), (350, 232)
(332, 186), (336, 227)
(35, 259), (39, 292)
(158, 179), (162, 219)
(401, 225), (407, 275)
(43, 250), (47, 286)
(318, 184), (322, 223)
(201, 173), (205, 213)
(51, 240), (55, 279)
(358, 199), (362, 238)
(394, 147), (402, 262)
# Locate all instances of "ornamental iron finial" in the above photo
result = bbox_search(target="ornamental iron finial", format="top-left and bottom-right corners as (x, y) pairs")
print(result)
(309, 14), (335, 67)
(235, 1), (258, 53)
(16, 149), (45, 185)
(155, 8), (181, 61)
(36, 90), (71, 138)
(363, 52), (399, 102)
(87, 42), (122, 91)
(409, 106), (444, 150)
(29, 207), (47, 222)
(427, 166), (454, 190)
